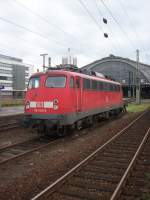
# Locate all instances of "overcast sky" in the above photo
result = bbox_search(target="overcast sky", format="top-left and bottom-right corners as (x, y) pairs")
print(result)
(0, 0), (150, 71)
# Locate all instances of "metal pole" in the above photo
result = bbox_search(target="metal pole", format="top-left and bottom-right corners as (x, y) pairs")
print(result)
(48, 57), (51, 67)
(0, 89), (1, 110)
(136, 49), (141, 104)
(40, 53), (48, 72)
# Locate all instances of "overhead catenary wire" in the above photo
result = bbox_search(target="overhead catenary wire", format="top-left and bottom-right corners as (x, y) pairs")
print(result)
(94, 0), (122, 52)
(100, 0), (137, 51)
(2, 0), (117, 63)
(11, 0), (102, 60)
(12, 0), (96, 52)
(77, 0), (120, 54)
(78, 0), (103, 33)
(119, 0), (140, 39)
(0, 16), (97, 61)
(118, 0), (146, 51)
(0, 16), (66, 46)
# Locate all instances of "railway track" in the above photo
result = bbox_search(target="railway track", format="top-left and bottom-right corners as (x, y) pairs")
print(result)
(0, 113), (126, 165)
(0, 121), (20, 132)
(0, 114), (23, 132)
(0, 137), (58, 165)
(118, 129), (150, 200)
(31, 110), (150, 200)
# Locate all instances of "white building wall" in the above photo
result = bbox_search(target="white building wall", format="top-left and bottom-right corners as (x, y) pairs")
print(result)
(0, 54), (34, 96)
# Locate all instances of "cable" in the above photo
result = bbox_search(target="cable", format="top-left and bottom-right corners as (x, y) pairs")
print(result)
(118, 0), (145, 51)
(119, 0), (139, 38)
(94, 0), (121, 52)
(100, 0), (136, 50)
(78, 0), (120, 54)
(0, 3), (101, 63)
(12, 0), (95, 51)
(78, 0), (103, 33)
(12, 0), (112, 59)
(0, 16), (68, 48)
(0, 15), (96, 60)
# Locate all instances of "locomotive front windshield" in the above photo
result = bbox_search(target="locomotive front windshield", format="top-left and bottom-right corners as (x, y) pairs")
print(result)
(28, 77), (39, 89)
(45, 76), (66, 88)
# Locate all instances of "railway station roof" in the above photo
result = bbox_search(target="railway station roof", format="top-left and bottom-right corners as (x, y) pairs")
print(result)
(82, 55), (150, 84)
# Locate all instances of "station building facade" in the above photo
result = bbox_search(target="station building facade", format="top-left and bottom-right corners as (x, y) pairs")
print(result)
(0, 54), (33, 98)
(82, 55), (150, 98)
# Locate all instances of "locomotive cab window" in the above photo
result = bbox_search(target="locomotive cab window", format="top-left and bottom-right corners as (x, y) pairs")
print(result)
(45, 76), (66, 88)
(28, 77), (40, 89)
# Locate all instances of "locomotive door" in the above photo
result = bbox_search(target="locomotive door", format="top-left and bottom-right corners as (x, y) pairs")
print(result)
(75, 76), (82, 112)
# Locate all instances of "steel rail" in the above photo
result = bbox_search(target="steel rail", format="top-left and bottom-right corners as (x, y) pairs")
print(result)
(0, 138), (58, 165)
(31, 110), (148, 200)
(0, 137), (38, 151)
(0, 118), (22, 132)
(110, 127), (150, 200)
(0, 122), (20, 132)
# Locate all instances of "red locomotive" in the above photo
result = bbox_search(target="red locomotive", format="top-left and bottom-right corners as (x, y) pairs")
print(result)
(24, 67), (124, 136)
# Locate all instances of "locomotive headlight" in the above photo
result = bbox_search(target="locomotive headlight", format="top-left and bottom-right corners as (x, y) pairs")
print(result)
(53, 99), (59, 105)
(53, 104), (59, 110)
(53, 99), (59, 110)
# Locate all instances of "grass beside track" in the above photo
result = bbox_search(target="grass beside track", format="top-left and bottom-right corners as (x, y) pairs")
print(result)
(127, 102), (150, 113)
(1, 99), (24, 107)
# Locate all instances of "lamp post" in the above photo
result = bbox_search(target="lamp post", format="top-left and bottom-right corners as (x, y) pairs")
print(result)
(136, 49), (141, 104)
(40, 53), (48, 72)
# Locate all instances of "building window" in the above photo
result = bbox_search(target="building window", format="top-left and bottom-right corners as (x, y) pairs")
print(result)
(0, 76), (7, 80)
(1, 83), (12, 87)
(0, 69), (12, 74)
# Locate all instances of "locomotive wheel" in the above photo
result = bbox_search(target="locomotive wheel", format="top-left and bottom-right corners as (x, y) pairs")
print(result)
(37, 125), (46, 137)
(105, 112), (110, 120)
(85, 116), (93, 128)
(56, 126), (67, 137)
(76, 120), (82, 130)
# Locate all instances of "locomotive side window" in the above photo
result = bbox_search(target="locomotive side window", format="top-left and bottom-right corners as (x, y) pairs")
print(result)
(45, 76), (66, 88)
(28, 77), (40, 89)
(109, 83), (112, 91)
(114, 85), (118, 91)
(92, 80), (97, 90)
(98, 81), (102, 91)
(104, 82), (108, 91)
(76, 78), (80, 88)
(83, 79), (90, 90)
(70, 77), (74, 88)
(112, 84), (115, 91)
